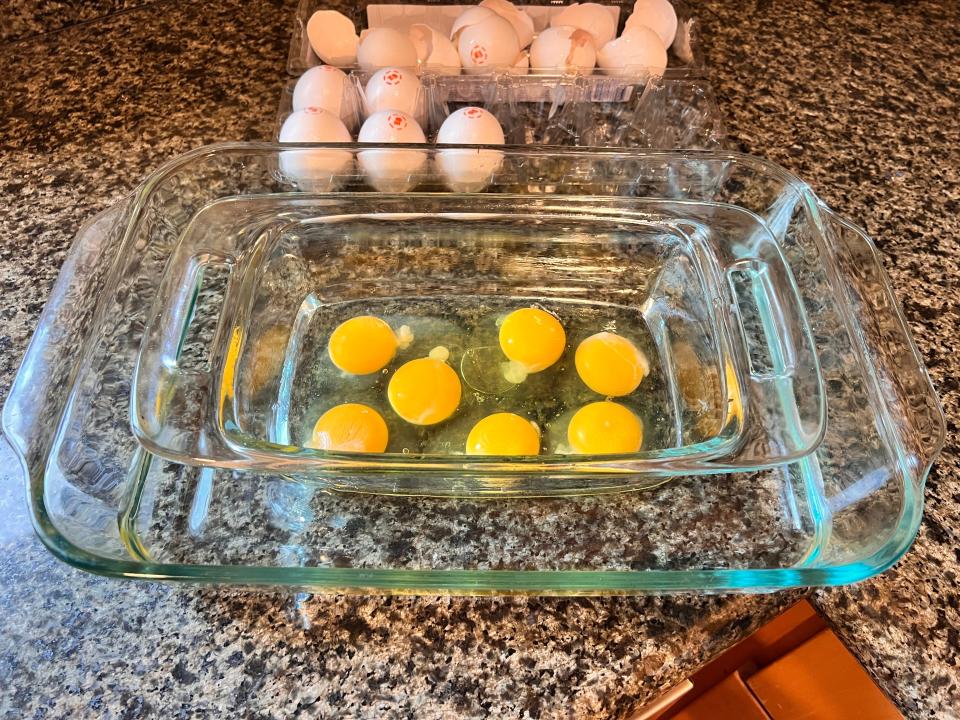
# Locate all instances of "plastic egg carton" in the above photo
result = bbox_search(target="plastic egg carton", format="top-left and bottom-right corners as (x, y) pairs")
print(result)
(275, 69), (724, 149)
(287, 0), (702, 77)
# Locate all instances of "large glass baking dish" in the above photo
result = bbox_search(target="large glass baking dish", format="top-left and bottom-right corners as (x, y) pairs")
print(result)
(2, 144), (944, 593)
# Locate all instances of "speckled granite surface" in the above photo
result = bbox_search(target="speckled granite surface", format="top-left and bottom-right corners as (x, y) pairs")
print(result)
(0, 0), (957, 718)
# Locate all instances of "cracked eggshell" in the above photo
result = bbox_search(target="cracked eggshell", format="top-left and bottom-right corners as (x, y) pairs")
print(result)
(530, 26), (597, 72)
(306, 10), (359, 66)
(408, 23), (460, 74)
(363, 67), (424, 122)
(597, 25), (667, 78)
(451, 6), (498, 40)
(549, 4), (617, 48)
(457, 13), (521, 73)
(278, 108), (353, 191)
(479, 0), (535, 48)
(436, 107), (506, 192)
(357, 27), (419, 72)
(626, 0), (678, 47)
(509, 50), (530, 75)
(357, 110), (428, 192)
(292, 65), (358, 128)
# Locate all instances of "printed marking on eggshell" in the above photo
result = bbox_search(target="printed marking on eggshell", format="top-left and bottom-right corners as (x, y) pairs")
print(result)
(464, 107), (484, 119)
(383, 69), (403, 85)
(387, 113), (408, 130)
(304, 107), (325, 114)
(470, 44), (489, 64)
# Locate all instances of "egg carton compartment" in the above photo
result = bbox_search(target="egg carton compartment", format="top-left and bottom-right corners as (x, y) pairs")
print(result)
(275, 70), (725, 149)
(287, 0), (701, 78)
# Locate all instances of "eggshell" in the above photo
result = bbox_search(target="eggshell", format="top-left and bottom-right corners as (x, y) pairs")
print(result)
(363, 67), (424, 122)
(306, 10), (359, 66)
(278, 108), (353, 191)
(509, 50), (530, 75)
(409, 23), (461, 74)
(530, 26), (597, 72)
(597, 26), (667, 79)
(357, 110), (428, 192)
(292, 65), (357, 128)
(626, 0), (678, 47)
(357, 27), (419, 72)
(457, 14), (521, 73)
(451, 6), (498, 40)
(549, 4), (617, 48)
(436, 107), (505, 192)
(479, 0), (535, 48)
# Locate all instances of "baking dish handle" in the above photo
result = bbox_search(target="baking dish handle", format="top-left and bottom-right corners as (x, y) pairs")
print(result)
(817, 206), (945, 482)
(3, 201), (131, 480)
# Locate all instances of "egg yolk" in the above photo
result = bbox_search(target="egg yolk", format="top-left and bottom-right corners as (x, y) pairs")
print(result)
(308, 403), (389, 453)
(498, 307), (566, 373)
(328, 316), (397, 375)
(466, 412), (541, 456)
(575, 332), (650, 397)
(388, 357), (462, 425)
(567, 401), (643, 454)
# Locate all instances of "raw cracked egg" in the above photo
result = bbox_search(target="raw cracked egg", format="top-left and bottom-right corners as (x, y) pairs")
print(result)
(292, 65), (357, 128)
(530, 26), (597, 73)
(499, 307), (566, 381)
(567, 401), (643, 454)
(357, 110), (428, 192)
(549, 3), (617, 49)
(626, 0), (678, 48)
(308, 403), (389, 453)
(479, 0), (535, 49)
(306, 10), (359, 66)
(363, 67), (424, 122)
(328, 315), (402, 375)
(278, 108), (353, 191)
(454, 9), (521, 74)
(388, 357), (462, 425)
(357, 27), (419, 72)
(597, 25), (667, 79)
(575, 331), (649, 397)
(466, 412), (541, 456)
(436, 106), (505, 192)
(409, 23), (461, 74)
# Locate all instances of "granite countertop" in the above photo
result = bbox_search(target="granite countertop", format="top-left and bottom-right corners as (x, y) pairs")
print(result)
(1, 0), (958, 717)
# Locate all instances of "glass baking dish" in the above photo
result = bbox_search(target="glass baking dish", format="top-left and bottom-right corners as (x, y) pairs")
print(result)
(2, 144), (944, 593)
(129, 188), (825, 493)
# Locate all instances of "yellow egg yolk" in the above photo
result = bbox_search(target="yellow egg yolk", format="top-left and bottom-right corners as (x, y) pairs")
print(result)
(328, 315), (397, 375)
(575, 331), (650, 397)
(308, 403), (389, 453)
(465, 412), (541, 456)
(567, 401), (643, 454)
(388, 357), (462, 425)
(498, 307), (566, 373)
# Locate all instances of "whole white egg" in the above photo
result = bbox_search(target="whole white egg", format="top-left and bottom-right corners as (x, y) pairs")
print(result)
(479, 0), (535, 48)
(306, 10), (359, 66)
(357, 110), (428, 192)
(436, 107), (506, 192)
(357, 27), (419, 72)
(292, 65), (358, 128)
(626, 0), (678, 47)
(278, 108), (353, 191)
(597, 26), (667, 79)
(530, 26), (597, 72)
(408, 23), (461, 74)
(549, 4), (617, 49)
(363, 67), (424, 123)
(456, 13), (521, 73)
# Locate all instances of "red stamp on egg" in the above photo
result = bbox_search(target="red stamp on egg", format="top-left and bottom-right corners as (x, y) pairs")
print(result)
(387, 112), (408, 130)
(383, 69), (403, 85)
(470, 45), (488, 65)
(464, 107), (484, 119)
(304, 107), (324, 114)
